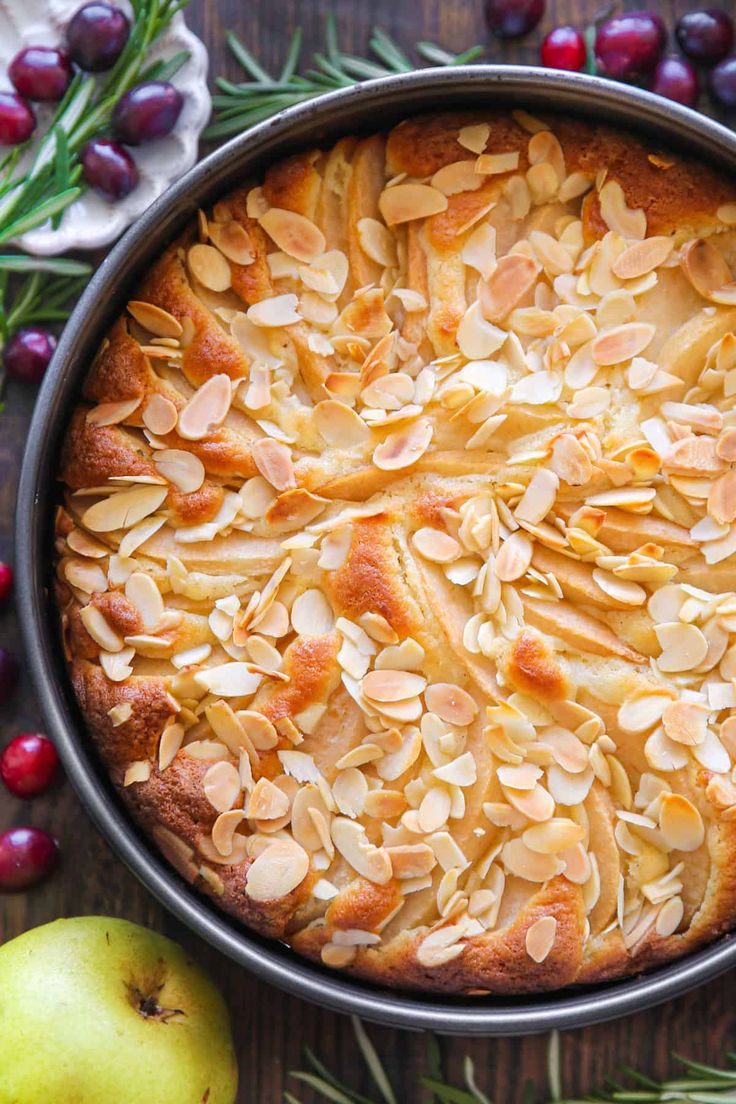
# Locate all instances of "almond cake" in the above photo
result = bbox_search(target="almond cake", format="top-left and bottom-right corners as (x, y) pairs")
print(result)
(54, 110), (736, 993)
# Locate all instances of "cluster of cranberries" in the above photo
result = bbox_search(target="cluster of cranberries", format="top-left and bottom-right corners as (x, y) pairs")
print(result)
(0, 563), (61, 892)
(0, 1), (183, 201)
(486, 1), (736, 110)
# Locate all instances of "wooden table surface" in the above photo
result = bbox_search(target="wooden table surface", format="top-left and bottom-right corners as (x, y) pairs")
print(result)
(2, 1), (734, 1100)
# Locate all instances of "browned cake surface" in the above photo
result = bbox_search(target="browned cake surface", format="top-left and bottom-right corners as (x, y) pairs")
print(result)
(55, 109), (736, 993)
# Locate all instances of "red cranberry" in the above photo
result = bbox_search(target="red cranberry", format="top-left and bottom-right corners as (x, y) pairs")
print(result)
(9, 47), (73, 103)
(81, 138), (138, 201)
(710, 55), (736, 106)
(0, 563), (12, 606)
(0, 648), (19, 705)
(1, 734), (61, 798)
(595, 10), (667, 82)
(112, 81), (183, 145)
(651, 55), (700, 106)
(0, 91), (35, 146)
(676, 9), (734, 65)
(485, 0), (545, 39)
(67, 2), (130, 72)
(5, 327), (56, 384)
(0, 827), (59, 891)
(540, 25), (587, 71)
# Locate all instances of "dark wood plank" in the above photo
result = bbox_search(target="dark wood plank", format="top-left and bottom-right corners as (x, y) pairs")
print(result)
(1, 1), (734, 1101)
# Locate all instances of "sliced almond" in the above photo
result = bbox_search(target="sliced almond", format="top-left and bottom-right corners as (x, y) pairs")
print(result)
(209, 220), (255, 266)
(708, 470), (736, 524)
(331, 817), (392, 884)
(212, 809), (245, 857)
(143, 394), (178, 436)
(479, 254), (540, 323)
(378, 183), (448, 226)
(598, 180), (646, 240)
(412, 527), (461, 564)
(424, 683), (478, 725)
(523, 818), (585, 855)
(591, 323), (655, 366)
(86, 398), (141, 427)
(495, 531), (533, 581)
(550, 434), (593, 486)
(153, 449), (206, 494)
(82, 485), (168, 534)
(177, 374), (232, 441)
(476, 151), (520, 175)
(515, 469), (559, 524)
(501, 838), (564, 882)
(611, 236), (673, 280)
(659, 793), (705, 852)
(655, 622), (709, 673)
(681, 237), (736, 303)
(525, 915), (557, 962)
(362, 669), (427, 703)
(259, 208), (325, 262)
(291, 588), (334, 635)
(187, 243), (231, 292)
(661, 700), (707, 746)
(357, 217), (398, 267)
(458, 123), (490, 154)
(245, 837), (310, 900)
(203, 760), (242, 813)
(431, 160), (484, 196)
(314, 400), (370, 448)
(252, 438), (296, 491)
(247, 293), (301, 328)
(373, 417), (432, 471)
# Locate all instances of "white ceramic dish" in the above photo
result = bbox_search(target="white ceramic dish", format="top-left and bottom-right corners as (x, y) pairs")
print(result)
(0, 0), (210, 254)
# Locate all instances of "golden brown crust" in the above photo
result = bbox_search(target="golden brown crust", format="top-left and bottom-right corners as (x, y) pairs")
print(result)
(55, 110), (736, 994)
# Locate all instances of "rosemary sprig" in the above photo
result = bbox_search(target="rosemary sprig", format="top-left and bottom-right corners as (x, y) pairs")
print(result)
(205, 16), (484, 140)
(289, 1021), (736, 1104)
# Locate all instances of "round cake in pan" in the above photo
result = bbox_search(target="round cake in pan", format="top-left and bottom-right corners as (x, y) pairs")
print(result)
(55, 109), (736, 993)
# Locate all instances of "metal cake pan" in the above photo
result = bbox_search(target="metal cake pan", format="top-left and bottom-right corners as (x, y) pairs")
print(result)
(15, 66), (736, 1035)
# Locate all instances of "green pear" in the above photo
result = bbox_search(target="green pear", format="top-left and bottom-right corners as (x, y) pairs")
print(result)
(0, 916), (238, 1104)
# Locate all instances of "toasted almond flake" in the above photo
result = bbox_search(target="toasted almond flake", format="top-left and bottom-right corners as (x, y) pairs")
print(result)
(591, 322), (655, 366)
(559, 171), (593, 202)
(152, 449), (206, 495)
(82, 484), (168, 534)
(331, 818), (392, 883)
(476, 151), (519, 175)
(209, 220), (255, 266)
(123, 760), (150, 786)
(431, 160), (484, 196)
(177, 374), (232, 441)
(457, 301), (507, 359)
(495, 531), (533, 581)
(86, 398), (141, 427)
(708, 470), (736, 524)
(124, 571), (163, 632)
(247, 293), (301, 328)
(357, 217), (397, 267)
(358, 611), (398, 645)
(502, 838), (564, 882)
(187, 243), (231, 292)
(458, 123), (489, 154)
(314, 400), (370, 448)
(498, 763), (542, 790)
(461, 222), (497, 281)
(618, 692), (671, 734)
(599, 180), (646, 240)
(525, 916), (557, 962)
(656, 895), (684, 937)
(659, 793), (705, 852)
(245, 837), (310, 901)
(550, 434), (593, 486)
(128, 300), (183, 339)
(290, 588), (334, 635)
(259, 207), (326, 262)
(203, 760), (242, 813)
(108, 703), (132, 726)
(142, 393), (178, 436)
(680, 237), (736, 302)
(418, 787), (452, 832)
(157, 721), (184, 770)
(373, 417), (433, 471)
(252, 437), (296, 491)
(247, 777), (290, 820)
(592, 568), (646, 607)
(211, 809), (245, 857)
(515, 469), (559, 525)
(434, 751), (477, 787)
(194, 663), (262, 697)
(655, 622), (709, 673)
(99, 647), (134, 682)
(523, 818), (585, 855)
(611, 236), (673, 280)
(425, 682), (477, 725)
(661, 700), (707, 746)
(412, 527), (461, 564)
(362, 669), (427, 703)
(378, 183), (448, 226)
(80, 604), (124, 652)
(479, 254), (540, 323)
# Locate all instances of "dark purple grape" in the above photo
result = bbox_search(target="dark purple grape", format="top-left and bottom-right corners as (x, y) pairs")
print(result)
(651, 55), (699, 107)
(485, 0), (545, 39)
(0, 648), (19, 706)
(595, 10), (667, 82)
(0, 91), (35, 146)
(4, 328), (56, 384)
(9, 47), (73, 103)
(710, 55), (736, 106)
(82, 138), (138, 201)
(676, 9), (734, 66)
(0, 827), (59, 892)
(66, 2), (130, 72)
(112, 81), (183, 145)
